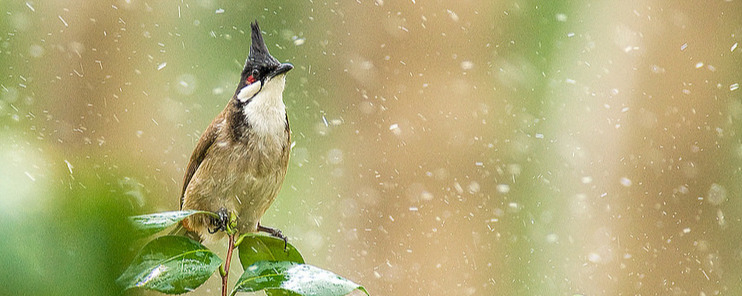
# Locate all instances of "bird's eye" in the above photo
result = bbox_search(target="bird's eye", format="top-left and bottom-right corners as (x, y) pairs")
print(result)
(246, 69), (260, 84)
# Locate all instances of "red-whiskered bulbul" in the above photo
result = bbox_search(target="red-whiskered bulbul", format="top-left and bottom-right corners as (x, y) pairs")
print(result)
(180, 21), (293, 243)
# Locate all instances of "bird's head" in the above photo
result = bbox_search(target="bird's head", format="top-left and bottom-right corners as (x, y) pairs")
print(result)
(235, 21), (293, 102)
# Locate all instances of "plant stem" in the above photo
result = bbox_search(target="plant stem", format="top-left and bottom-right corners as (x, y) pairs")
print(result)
(222, 232), (236, 296)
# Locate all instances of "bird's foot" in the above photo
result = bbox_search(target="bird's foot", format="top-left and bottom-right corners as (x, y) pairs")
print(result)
(257, 223), (288, 250)
(208, 208), (230, 234)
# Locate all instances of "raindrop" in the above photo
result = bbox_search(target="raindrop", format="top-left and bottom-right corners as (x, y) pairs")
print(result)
(175, 74), (197, 95)
(587, 252), (602, 263)
(29, 44), (44, 58)
(1, 87), (19, 103)
(460, 60), (474, 70)
(707, 183), (726, 206)
(468, 181), (480, 193)
(327, 148), (343, 165)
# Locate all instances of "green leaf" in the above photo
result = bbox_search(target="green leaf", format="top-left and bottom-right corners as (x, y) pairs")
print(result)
(232, 261), (369, 296)
(129, 210), (215, 236)
(237, 234), (304, 269)
(117, 235), (222, 294)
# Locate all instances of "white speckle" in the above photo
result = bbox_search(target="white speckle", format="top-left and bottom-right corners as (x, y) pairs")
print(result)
(420, 191), (433, 201)
(453, 182), (463, 194)
(215, 8), (224, 14)
(567, 32), (575, 37)
(695, 62), (704, 68)
(293, 38), (305, 46)
(535, 133), (544, 139)
(650, 64), (666, 74)
(682, 227), (691, 234)
(26, 2), (35, 12)
(157, 62), (167, 70)
(732, 42), (738, 52)
(327, 148), (343, 165)
(680, 43), (688, 51)
(707, 183), (727, 206)
(409, 207), (418, 212)
(620, 177), (632, 187)
(565, 78), (576, 84)
(497, 184), (510, 193)
(460, 60), (474, 70)
(588, 252), (602, 263)
(175, 74), (197, 95)
(389, 123), (401, 135)
(29, 45), (44, 57)
(58, 15), (68, 27)
(556, 13), (567, 22)
(24, 172), (36, 182)
(446, 10), (459, 22)
(621, 107), (629, 113)
(508, 202), (519, 209)
(64, 159), (74, 174)
(730, 83), (739, 91)
(468, 181), (480, 193)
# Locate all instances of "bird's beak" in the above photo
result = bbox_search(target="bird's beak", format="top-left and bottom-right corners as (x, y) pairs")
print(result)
(269, 63), (293, 79)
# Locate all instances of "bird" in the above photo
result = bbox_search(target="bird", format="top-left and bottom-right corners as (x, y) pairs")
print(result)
(179, 21), (293, 244)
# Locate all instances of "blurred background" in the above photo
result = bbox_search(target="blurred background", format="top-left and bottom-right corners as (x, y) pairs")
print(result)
(2, 0), (742, 295)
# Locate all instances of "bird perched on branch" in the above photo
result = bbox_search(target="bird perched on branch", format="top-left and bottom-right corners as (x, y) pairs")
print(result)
(180, 21), (293, 244)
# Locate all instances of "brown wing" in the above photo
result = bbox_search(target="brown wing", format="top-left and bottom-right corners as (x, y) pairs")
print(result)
(180, 114), (221, 209)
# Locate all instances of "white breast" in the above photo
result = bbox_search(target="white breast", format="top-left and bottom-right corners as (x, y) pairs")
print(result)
(239, 74), (287, 143)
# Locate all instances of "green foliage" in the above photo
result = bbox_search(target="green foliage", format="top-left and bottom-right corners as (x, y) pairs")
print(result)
(117, 235), (222, 294)
(120, 210), (367, 296)
(129, 210), (216, 237)
(237, 234), (304, 269)
(0, 169), (137, 295)
(233, 261), (368, 296)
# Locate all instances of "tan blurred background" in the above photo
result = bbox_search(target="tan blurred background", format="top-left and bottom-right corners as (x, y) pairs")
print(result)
(1, 0), (741, 295)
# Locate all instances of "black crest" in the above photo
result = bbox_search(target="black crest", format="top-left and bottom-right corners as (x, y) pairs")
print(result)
(247, 21), (279, 69)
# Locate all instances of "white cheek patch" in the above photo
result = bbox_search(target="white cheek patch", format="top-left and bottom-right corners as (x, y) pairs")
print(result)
(237, 82), (261, 102)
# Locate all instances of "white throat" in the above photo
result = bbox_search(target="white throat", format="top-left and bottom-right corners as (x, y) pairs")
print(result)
(237, 74), (287, 141)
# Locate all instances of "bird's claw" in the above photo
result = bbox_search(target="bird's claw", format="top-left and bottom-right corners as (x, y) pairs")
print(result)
(208, 208), (230, 234)
(258, 223), (288, 251)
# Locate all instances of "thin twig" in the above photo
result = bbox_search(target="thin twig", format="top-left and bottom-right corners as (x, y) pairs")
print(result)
(222, 233), (236, 296)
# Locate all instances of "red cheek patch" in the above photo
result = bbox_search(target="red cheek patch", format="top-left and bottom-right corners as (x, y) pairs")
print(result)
(246, 75), (256, 84)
